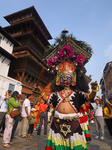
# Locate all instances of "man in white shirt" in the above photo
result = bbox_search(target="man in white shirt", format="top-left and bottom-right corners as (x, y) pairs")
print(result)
(94, 95), (104, 140)
(18, 94), (32, 138)
(0, 90), (12, 131)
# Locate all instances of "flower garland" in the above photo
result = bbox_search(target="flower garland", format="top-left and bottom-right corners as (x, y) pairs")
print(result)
(47, 45), (88, 68)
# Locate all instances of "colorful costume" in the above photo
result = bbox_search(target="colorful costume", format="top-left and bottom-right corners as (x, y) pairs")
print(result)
(39, 45), (99, 150)
(85, 104), (90, 130)
(79, 104), (91, 142)
(45, 90), (93, 150)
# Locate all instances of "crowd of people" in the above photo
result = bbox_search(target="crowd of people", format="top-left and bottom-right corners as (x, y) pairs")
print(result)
(0, 90), (54, 148)
(0, 88), (112, 148)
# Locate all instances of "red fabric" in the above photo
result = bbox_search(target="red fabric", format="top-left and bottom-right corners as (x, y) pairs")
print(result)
(86, 104), (90, 110)
(39, 103), (48, 112)
(79, 105), (88, 123)
(79, 115), (88, 123)
(85, 134), (91, 138)
(45, 146), (55, 150)
(89, 111), (93, 121)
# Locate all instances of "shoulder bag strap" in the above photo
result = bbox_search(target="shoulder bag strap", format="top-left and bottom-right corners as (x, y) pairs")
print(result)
(8, 104), (10, 113)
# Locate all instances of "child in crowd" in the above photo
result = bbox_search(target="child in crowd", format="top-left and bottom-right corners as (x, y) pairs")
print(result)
(27, 108), (36, 137)
(79, 103), (91, 142)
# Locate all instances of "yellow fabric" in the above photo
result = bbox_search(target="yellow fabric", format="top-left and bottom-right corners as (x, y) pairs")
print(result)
(81, 104), (85, 108)
(104, 107), (112, 119)
(46, 96), (48, 100)
(81, 126), (88, 131)
(88, 93), (90, 100)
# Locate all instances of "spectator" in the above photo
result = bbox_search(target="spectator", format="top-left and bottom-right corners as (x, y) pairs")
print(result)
(27, 108), (36, 137)
(11, 94), (23, 141)
(94, 95), (104, 140)
(2, 91), (20, 148)
(37, 100), (48, 135)
(18, 94), (32, 138)
(79, 104), (91, 142)
(104, 101), (112, 138)
(0, 90), (12, 132)
(34, 101), (40, 130)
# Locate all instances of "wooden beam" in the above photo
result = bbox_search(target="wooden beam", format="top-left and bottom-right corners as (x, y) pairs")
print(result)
(31, 78), (37, 87)
(21, 71), (25, 82)
(23, 73), (28, 84)
(36, 67), (45, 87)
(17, 72), (20, 81)
(27, 76), (32, 86)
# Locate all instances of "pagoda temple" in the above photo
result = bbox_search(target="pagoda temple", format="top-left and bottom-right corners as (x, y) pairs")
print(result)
(3, 6), (53, 101)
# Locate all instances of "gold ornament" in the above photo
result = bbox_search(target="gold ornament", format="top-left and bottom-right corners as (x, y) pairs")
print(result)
(65, 97), (70, 102)
(91, 85), (100, 92)
(60, 123), (71, 136)
(56, 119), (60, 123)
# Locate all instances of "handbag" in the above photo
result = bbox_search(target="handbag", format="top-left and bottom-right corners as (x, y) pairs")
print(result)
(10, 109), (20, 118)
(8, 105), (20, 118)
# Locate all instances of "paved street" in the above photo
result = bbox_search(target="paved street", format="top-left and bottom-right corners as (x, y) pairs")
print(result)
(88, 123), (112, 150)
(0, 122), (112, 150)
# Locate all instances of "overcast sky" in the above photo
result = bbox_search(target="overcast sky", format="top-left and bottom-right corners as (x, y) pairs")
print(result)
(0, 0), (112, 96)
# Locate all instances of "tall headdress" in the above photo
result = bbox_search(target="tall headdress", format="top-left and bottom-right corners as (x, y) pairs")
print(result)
(47, 45), (88, 86)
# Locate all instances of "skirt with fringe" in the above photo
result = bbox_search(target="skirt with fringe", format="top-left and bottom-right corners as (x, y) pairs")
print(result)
(45, 111), (88, 150)
(80, 115), (91, 141)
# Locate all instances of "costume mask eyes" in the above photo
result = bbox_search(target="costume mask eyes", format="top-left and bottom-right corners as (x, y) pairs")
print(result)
(60, 75), (72, 86)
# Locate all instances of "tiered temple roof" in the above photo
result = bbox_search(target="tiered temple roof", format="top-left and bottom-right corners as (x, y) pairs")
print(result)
(3, 6), (53, 100)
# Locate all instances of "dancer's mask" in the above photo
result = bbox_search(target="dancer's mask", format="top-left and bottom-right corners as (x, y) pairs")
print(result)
(56, 62), (76, 86)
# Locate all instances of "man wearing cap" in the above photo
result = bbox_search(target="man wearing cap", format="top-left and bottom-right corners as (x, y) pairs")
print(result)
(94, 95), (104, 140)
(18, 94), (32, 138)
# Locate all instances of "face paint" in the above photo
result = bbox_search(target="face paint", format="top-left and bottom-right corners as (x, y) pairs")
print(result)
(56, 62), (76, 86)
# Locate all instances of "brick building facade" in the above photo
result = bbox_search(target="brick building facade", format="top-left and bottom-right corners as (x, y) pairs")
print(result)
(100, 62), (112, 103)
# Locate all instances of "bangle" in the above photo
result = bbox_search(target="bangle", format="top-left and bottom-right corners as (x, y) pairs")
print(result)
(91, 85), (100, 92)
(40, 92), (45, 98)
